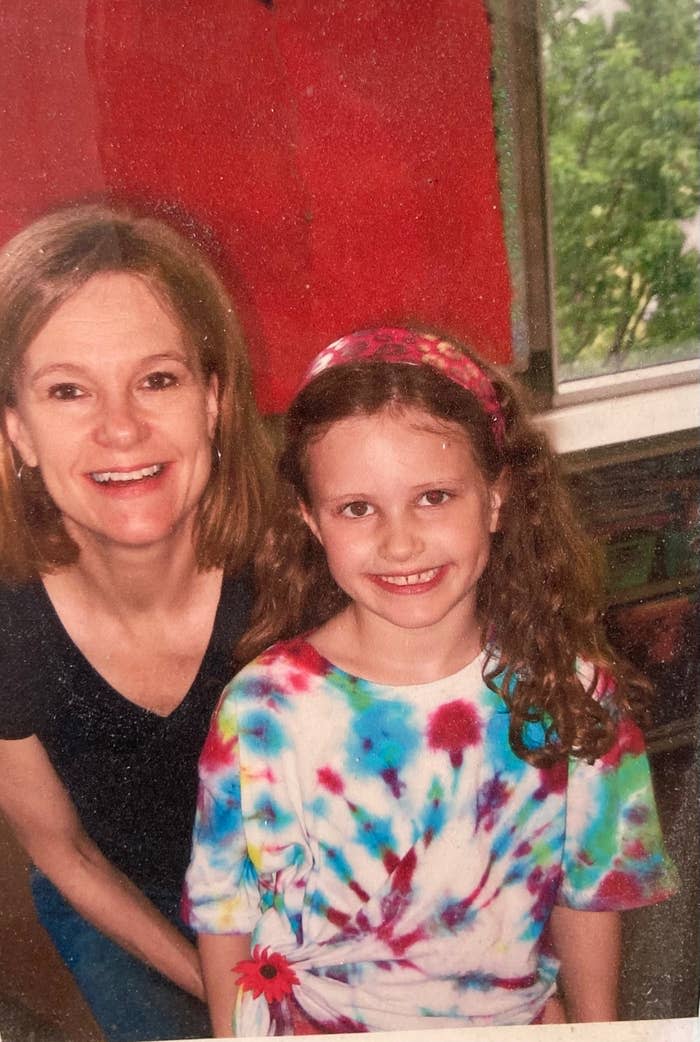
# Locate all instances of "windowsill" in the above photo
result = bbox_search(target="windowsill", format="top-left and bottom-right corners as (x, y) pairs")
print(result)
(536, 361), (700, 455)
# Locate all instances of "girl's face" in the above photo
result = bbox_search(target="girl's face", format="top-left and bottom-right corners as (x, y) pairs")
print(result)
(5, 272), (218, 557)
(301, 406), (504, 643)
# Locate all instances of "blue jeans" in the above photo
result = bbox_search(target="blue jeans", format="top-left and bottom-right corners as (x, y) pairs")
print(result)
(30, 870), (210, 1042)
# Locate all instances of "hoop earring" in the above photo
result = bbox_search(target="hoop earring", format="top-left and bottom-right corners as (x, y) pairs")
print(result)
(212, 442), (222, 467)
(16, 461), (24, 481)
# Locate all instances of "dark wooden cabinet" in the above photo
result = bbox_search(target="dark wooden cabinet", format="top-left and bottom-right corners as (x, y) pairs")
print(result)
(563, 431), (699, 1020)
(565, 432), (700, 753)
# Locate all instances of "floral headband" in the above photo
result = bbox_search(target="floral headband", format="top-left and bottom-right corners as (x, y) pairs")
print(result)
(300, 327), (506, 448)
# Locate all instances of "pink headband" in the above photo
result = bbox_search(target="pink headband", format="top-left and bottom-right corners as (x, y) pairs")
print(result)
(300, 327), (506, 448)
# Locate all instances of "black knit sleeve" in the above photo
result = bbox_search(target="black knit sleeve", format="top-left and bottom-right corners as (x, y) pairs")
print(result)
(0, 584), (44, 739)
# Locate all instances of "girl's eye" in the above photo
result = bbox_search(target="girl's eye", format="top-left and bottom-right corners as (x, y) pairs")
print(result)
(340, 501), (375, 518)
(419, 489), (451, 506)
(142, 371), (179, 391)
(48, 383), (85, 401)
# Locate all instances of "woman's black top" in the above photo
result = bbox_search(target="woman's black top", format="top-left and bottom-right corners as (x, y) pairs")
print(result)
(0, 575), (250, 893)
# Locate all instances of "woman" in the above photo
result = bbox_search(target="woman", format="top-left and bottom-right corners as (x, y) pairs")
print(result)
(0, 204), (272, 1041)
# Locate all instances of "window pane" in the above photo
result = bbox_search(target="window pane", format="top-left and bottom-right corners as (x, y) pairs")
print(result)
(542, 0), (700, 381)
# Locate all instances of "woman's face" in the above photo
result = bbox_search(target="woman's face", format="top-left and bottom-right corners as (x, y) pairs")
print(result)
(5, 272), (218, 557)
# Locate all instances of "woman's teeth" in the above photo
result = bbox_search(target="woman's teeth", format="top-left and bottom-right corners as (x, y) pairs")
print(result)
(91, 464), (163, 484)
(379, 568), (439, 586)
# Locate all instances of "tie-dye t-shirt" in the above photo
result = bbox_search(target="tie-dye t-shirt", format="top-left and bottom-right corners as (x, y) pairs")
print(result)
(185, 639), (676, 1035)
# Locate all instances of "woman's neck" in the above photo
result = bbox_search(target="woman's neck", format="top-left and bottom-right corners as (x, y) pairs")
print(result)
(40, 533), (224, 716)
(44, 529), (206, 617)
(309, 603), (484, 686)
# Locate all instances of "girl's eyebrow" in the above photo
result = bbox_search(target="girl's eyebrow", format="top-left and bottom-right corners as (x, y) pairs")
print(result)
(319, 490), (371, 504)
(412, 477), (465, 489)
(319, 477), (466, 503)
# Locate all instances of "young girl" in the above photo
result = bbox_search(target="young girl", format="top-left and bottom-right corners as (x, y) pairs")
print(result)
(185, 328), (677, 1036)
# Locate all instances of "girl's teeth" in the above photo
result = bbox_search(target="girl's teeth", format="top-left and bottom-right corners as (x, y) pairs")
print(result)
(92, 464), (162, 483)
(381, 568), (439, 586)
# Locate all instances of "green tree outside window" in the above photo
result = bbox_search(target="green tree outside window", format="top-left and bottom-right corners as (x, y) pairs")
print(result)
(542, 0), (699, 379)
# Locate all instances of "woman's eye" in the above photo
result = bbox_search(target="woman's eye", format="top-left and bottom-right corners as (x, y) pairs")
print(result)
(142, 371), (179, 391)
(340, 501), (375, 518)
(419, 489), (451, 506)
(48, 383), (85, 401)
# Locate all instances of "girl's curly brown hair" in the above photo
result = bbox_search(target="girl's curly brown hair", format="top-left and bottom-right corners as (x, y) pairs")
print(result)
(238, 332), (648, 766)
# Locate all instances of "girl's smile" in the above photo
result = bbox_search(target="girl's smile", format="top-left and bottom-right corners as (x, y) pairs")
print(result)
(369, 565), (447, 592)
(5, 272), (218, 555)
(301, 407), (504, 652)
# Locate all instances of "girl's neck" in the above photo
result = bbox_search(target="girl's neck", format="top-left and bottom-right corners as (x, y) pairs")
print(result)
(310, 603), (484, 686)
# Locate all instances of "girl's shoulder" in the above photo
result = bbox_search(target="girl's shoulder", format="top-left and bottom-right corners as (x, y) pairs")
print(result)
(221, 636), (333, 706)
(209, 637), (335, 743)
(574, 657), (620, 715)
(237, 635), (331, 678)
(575, 657), (612, 696)
(489, 647), (618, 708)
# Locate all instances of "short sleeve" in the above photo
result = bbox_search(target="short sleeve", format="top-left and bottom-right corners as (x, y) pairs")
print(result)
(558, 714), (679, 910)
(183, 682), (262, 934)
(0, 687), (37, 739)
(0, 591), (44, 739)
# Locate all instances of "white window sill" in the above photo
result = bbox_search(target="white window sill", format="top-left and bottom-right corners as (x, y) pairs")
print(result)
(536, 361), (700, 454)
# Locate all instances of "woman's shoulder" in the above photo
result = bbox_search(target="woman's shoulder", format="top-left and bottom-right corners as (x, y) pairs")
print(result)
(0, 580), (51, 651)
(0, 577), (41, 610)
(0, 581), (52, 737)
(220, 568), (254, 615)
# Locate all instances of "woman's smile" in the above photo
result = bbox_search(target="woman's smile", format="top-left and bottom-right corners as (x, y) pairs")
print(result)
(89, 462), (165, 485)
(86, 462), (171, 499)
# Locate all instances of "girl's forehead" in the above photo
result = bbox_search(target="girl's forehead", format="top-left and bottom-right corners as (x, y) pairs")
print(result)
(326, 405), (473, 445)
(305, 407), (479, 482)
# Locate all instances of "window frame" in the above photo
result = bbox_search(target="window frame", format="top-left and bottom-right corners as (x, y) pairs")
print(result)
(490, 0), (700, 450)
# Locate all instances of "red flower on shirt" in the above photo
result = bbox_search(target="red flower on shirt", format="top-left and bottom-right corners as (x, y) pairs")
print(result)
(427, 699), (481, 768)
(233, 946), (299, 1003)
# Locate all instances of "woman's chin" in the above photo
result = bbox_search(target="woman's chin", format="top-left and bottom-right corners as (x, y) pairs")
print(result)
(64, 509), (196, 557)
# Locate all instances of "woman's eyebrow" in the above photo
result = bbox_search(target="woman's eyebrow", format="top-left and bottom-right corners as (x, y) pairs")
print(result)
(28, 351), (193, 383)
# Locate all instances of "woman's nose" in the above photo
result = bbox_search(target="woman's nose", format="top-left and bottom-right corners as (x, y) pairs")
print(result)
(378, 513), (423, 562)
(93, 392), (148, 448)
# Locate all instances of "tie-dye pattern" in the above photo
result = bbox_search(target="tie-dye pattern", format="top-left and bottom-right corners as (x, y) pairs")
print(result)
(185, 639), (677, 1035)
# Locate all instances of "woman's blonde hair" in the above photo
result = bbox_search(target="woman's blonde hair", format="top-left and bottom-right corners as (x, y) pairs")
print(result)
(0, 202), (272, 580)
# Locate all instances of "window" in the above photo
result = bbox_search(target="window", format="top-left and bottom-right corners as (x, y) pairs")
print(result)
(490, 0), (700, 411)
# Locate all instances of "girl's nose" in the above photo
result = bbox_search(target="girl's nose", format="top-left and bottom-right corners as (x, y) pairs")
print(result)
(94, 393), (148, 449)
(378, 514), (423, 562)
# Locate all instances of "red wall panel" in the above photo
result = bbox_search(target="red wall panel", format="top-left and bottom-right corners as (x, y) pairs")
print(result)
(0, 0), (512, 411)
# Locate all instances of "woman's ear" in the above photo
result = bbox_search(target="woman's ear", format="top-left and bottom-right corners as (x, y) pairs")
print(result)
(205, 374), (219, 441)
(4, 407), (39, 469)
(488, 467), (510, 533)
(298, 499), (323, 546)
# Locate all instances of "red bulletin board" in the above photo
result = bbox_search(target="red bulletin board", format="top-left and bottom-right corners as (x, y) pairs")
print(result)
(0, 0), (512, 413)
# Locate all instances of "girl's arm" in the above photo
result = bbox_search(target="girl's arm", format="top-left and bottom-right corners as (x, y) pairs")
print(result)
(0, 735), (204, 1000)
(199, 932), (251, 1038)
(549, 905), (621, 1022)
